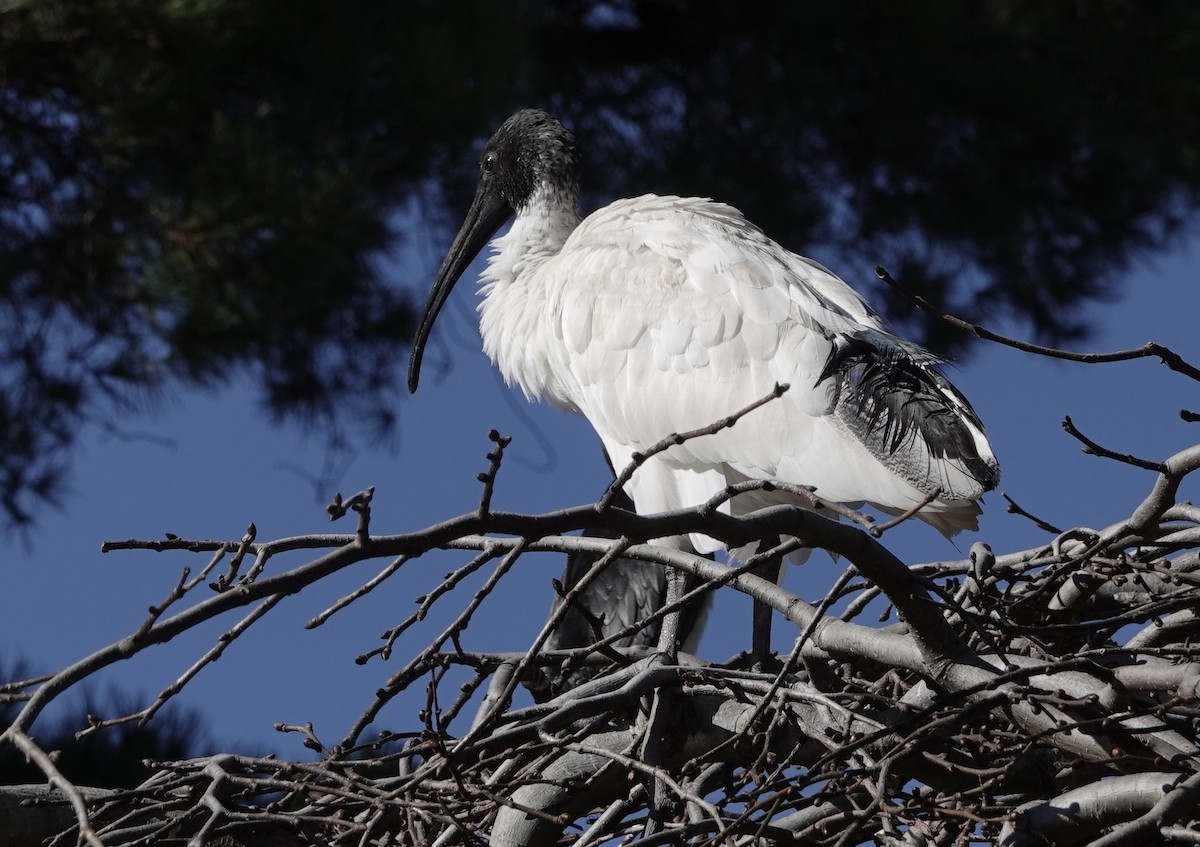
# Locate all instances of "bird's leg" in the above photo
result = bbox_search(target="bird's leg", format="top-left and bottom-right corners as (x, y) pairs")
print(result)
(641, 691), (677, 836)
(642, 564), (686, 836)
(750, 538), (783, 667)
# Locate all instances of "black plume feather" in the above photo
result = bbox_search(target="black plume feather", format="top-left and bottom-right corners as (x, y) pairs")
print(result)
(819, 330), (999, 497)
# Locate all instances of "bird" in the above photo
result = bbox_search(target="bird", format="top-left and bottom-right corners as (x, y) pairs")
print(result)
(408, 108), (999, 653)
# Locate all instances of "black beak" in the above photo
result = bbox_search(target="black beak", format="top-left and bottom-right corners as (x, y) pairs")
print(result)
(407, 180), (512, 393)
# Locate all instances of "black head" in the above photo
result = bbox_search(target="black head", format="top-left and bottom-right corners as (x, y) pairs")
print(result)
(480, 109), (580, 213)
(407, 109), (580, 393)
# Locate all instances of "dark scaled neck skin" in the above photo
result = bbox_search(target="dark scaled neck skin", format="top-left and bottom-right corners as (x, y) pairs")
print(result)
(819, 329), (1000, 501)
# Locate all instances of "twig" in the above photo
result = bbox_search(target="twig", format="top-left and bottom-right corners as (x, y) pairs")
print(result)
(451, 537), (644, 749)
(360, 548), (501, 664)
(561, 738), (726, 834)
(576, 783), (647, 847)
(600, 383), (791, 510)
(327, 487), (375, 544)
(213, 523), (258, 590)
(8, 730), (105, 847)
(81, 595), (286, 737)
(1162, 825), (1200, 844)
(1062, 416), (1167, 472)
(338, 539), (528, 751)
(1003, 493), (1064, 534)
(136, 553), (219, 641)
(441, 669), (491, 729)
(477, 430), (513, 520)
(875, 265), (1200, 382)
(307, 554), (410, 628)
(698, 478), (876, 531)
(871, 487), (941, 536)
(101, 537), (244, 553)
(274, 722), (330, 755)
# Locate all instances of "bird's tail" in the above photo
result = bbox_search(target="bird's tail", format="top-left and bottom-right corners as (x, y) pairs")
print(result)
(819, 328), (1000, 505)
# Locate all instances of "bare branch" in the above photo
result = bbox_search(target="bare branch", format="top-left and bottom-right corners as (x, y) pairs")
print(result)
(1003, 492), (1064, 534)
(7, 731), (105, 847)
(1063, 415), (1167, 471)
(8, 367), (1200, 847)
(477, 429), (513, 519)
(876, 265), (1200, 382)
(600, 383), (790, 510)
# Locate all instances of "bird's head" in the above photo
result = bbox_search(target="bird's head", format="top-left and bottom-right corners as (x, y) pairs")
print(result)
(407, 109), (579, 393)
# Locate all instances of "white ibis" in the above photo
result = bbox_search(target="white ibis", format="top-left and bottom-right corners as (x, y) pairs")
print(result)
(409, 109), (999, 652)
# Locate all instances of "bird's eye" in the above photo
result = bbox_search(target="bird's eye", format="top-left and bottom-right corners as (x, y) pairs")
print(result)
(482, 153), (496, 174)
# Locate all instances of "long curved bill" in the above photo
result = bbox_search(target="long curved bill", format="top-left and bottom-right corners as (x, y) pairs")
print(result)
(407, 180), (511, 393)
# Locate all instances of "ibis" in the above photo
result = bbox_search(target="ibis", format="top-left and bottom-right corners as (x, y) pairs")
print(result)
(409, 109), (999, 653)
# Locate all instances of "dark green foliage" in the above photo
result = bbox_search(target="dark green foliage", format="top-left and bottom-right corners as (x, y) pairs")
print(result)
(2, 0), (1199, 531)
(0, 0), (533, 530)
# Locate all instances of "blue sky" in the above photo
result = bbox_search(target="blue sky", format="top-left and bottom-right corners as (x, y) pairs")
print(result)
(3, 219), (1198, 757)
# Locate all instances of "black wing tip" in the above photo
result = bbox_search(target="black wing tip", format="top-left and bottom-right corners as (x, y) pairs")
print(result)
(822, 329), (998, 496)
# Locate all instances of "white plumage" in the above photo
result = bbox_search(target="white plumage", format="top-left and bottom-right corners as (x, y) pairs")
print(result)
(410, 109), (999, 558)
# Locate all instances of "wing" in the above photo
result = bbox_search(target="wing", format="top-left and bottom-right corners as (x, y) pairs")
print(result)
(552, 195), (998, 531)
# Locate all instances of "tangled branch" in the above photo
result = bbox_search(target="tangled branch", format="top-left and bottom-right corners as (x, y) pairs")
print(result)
(3, 342), (1200, 847)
